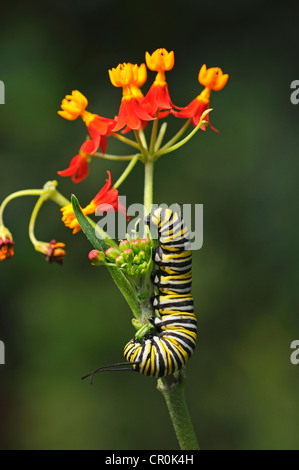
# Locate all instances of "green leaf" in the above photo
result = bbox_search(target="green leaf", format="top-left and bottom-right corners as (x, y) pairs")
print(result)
(71, 195), (142, 320)
(71, 194), (109, 252)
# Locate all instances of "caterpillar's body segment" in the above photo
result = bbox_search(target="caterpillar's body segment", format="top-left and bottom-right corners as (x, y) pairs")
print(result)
(123, 207), (197, 377)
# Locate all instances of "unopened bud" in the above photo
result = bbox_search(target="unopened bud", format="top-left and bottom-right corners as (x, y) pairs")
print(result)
(140, 238), (152, 252)
(140, 261), (148, 271)
(115, 254), (125, 267)
(131, 239), (141, 253)
(133, 255), (141, 265)
(130, 264), (139, 276)
(119, 240), (131, 251)
(105, 247), (120, 262)
(89, 249), (106, 266)
(123, 248), (134, 262)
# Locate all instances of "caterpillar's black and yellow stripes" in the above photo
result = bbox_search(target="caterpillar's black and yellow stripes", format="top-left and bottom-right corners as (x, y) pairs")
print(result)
(82, 206), (197, 383)
(123, 207), (197, 377)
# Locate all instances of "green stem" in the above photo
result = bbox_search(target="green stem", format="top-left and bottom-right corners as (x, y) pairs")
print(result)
(149, 113), (159, 156)
(134, 130), (148, 161)
(49, 189), (70, 208)
(0, 189), (44, 225)
(111, 132), (140, 150)
(142, 147), (199, 450)
(28, 196), (46, 246)
(138, 128), (148, 151)
(157, 372), (199, 450)
(143, 159), (154, 222)
(155, 109), (212, 159)
(154, 119), (191, 159)
(113, 154), (141, 189)
(92, 152), (136, 161)
(154, 122), (167, 152)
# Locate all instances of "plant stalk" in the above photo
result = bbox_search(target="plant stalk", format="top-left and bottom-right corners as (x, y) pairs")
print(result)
(142, 148), (199, 450)
(157, 372), (199, 450)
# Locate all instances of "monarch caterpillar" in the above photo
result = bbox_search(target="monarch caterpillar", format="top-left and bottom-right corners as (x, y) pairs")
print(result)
(82, 207), (197, 383)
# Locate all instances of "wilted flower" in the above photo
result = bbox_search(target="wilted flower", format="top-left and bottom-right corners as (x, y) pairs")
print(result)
(35, 239), (66, 264)
(46, 240), (66, 264)
(0, 226), (14, 261)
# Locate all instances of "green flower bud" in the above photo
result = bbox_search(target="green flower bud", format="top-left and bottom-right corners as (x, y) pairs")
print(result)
(105, 247), (120, 262)
(133, 255), (141, 265)
(140, 238), (152, 252)
(131, 239), (141, 253)
(130, 264), (140, 276)
(119, 240), (131, 251)
(115, 254), (125, 267)
(123, 248), (134, 262)
(140, 261), (148, 271)
(88, 250), (106, 266)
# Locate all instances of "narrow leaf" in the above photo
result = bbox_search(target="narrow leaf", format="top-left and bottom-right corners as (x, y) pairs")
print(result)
(71, 195), (142, 319)
(71, 194), (109, 252)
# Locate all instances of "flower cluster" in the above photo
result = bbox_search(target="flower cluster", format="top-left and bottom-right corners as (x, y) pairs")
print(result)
(0, 47), (228, 265)
(89, 237), (152, 276)
(57, 48), (229, 184)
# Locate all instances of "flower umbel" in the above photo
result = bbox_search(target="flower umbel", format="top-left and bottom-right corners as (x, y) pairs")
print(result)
(0, 226), (14, 261)
(61, 171), (129, 234)
(92, 237), (152, 276)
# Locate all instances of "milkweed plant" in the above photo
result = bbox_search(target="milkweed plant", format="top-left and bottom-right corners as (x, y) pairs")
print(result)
(0, 48), (228, 450)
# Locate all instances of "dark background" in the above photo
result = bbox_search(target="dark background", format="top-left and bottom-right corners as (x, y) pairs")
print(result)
(0, 0), (298, 450)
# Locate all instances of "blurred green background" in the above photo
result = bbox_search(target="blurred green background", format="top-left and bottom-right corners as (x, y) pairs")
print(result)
(0, 0), (298, 450)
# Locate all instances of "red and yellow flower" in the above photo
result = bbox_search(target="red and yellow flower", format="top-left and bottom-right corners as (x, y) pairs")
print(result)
(57, 129), (101, 184)
(109, 63), (154, 132)
(58, 90), (115, 145)
(172, 65), (229, 131)
(0, 226), (14, 261)
(61, 171), (129, 234)
(142, 48), (175, 115)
